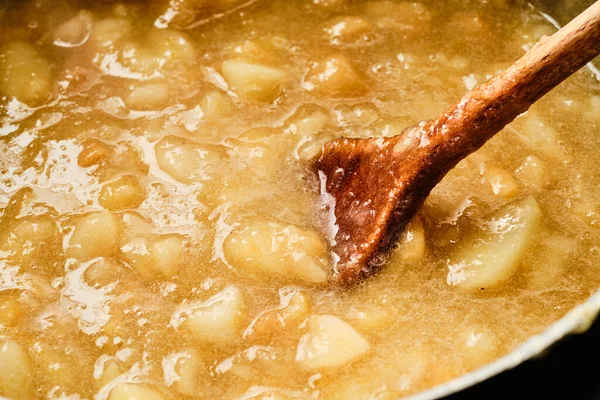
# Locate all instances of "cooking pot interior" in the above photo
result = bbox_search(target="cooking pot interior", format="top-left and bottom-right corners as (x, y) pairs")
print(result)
(0, 1), (598, 400)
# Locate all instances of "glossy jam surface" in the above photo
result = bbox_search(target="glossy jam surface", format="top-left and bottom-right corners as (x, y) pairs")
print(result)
(1, 0), (600, 399)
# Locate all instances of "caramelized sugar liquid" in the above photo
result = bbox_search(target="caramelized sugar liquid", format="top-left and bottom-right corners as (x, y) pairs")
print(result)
(1, 0), (600, 399)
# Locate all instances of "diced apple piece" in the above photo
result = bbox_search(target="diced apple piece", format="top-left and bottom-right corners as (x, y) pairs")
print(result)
(456, 324), (499, 365)
(467, 152), (518, 199)
(0, 41), (54, 105)
(296, 132), (335, 162)
(223, 218), (329, 284)
(68, 211), (119, 261)
(249, 291), (310, 338)
(99, 175), (146, 210)
(121, 212), (155, 234)
(424, 195), (488, 249)
(530, 24), (556, 42)
(366, 117), (411, 138)
(177, 286), (244, 344)
(335, 102), (380, 128)
(118, 29), (196, 76)
(0, 215), (59, 265)
(447, 195), (542, 289)
(125, 82), (170, 110)
(481, 165), (519, 199)
(344, 304), (394, 333)
(296, 315), (370, 369)
(523, 233), (576, 290)
(226, 137), (280, 181)
(151, 236), (184, 274)
(0, 340), (34, 399)
(53, 11), (93, 48)
(571, 188), (600, 228)
(364, 1), (431, 31)
(109, 383), (168, 400)
(155, 135), (226, 184)
(88, 18), (131, 52)
(148, 28), (196, 65)
(18, 274), (57, 308)
(518, 116), (564, 159)
(0, 294), (21, 327)
(285, 105), (333, 137)
(324, 16), (373, 44)
(221, 59), (287, 101)
(514, 155), (548, 191)
(94, 358), (123, 389)
(304, 54), (368, 98)
(200, 90), (235, 119)
(121, 234), (183, 279)
(163, 349), (204, 396)
(228, 40), (283, 65)
(84, 258), (127, 287)
(297, 115), (330, 137)
(78, 138), (113, 168)
(214, 345), (295, 381)
(395, 215), (426, 263)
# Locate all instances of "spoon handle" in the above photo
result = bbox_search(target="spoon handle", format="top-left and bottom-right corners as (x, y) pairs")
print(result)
(420, 0), (600, 171)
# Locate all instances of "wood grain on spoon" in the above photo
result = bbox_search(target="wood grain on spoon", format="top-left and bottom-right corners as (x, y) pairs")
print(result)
(317, 1), (600, 285)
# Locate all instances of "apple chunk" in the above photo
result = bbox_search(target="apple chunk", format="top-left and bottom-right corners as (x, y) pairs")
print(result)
(447, 195), (542, 289)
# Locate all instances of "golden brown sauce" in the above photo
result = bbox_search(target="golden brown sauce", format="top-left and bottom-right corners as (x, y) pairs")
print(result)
(1, 0), (600, 399)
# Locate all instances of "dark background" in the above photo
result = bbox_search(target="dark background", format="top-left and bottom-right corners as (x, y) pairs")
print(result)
(444, 316), (600, 399)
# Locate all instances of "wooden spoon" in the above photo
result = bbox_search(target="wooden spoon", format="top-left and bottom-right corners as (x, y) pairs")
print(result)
(316, 1), (600, 285)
